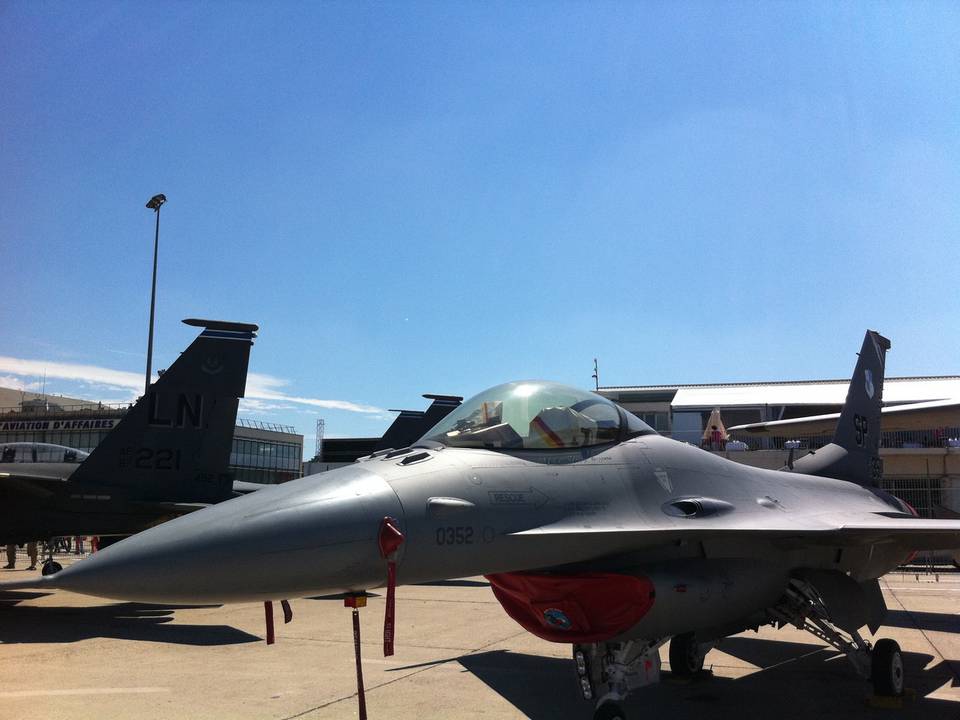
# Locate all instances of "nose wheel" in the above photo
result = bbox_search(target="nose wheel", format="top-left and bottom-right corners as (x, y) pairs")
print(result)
(41, 559), (62, 576)
(573, 640), (665, 720)
(593, 701), (626, 720)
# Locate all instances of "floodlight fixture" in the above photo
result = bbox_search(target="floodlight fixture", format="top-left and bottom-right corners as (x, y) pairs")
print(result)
(146, 193), (167, 211)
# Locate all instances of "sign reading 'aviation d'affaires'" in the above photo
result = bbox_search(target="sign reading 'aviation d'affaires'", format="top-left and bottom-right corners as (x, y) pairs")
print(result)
(0, 418), (121, 432)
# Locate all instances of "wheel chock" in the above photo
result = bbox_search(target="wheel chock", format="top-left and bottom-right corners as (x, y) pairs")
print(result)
(866, 687), (916, 709)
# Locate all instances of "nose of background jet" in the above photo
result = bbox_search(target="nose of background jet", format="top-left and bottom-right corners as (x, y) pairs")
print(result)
(46, 465), (404, 604)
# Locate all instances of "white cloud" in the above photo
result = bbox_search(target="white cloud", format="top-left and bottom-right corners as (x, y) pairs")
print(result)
(246, 372), (384, 413)
(0, 357), (385, 415)
(0, 375), (38, 391)
(246, 373), (288, 394)
(0, 356), (143, 391)
(238, 398), (297, 413)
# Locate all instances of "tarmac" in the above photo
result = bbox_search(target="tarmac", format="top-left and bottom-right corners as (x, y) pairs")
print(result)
(1, 556), (958, 720)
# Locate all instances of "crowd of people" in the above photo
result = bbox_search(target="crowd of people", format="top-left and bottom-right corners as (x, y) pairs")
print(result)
(3, 536), (91, 570)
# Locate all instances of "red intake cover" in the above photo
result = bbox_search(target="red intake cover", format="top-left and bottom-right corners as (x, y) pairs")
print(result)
(485, 572), (656, 643)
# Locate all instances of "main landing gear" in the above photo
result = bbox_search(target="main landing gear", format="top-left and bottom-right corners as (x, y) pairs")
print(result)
(770, 578), (904, 698)
(871, 638), (905, 697)
(668, 632), (707, 677)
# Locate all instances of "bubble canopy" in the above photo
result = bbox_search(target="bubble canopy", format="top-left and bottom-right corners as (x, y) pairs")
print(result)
(420, 381), (655, 450)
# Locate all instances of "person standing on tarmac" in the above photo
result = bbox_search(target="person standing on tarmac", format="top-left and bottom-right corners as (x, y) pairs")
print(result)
(4, 541), (38, 570)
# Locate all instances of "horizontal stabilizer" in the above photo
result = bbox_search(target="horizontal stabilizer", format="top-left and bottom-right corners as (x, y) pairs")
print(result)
(182, 318), (259, 333)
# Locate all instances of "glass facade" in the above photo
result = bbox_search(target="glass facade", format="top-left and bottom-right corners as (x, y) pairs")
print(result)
(634, 411), (669, 432)
(0, 406), (303, 484)
(229, 436), (302, 484)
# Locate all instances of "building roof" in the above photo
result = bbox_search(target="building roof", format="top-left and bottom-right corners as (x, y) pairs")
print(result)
(600, 376), (960, 409)
(0, 386), (104, 412)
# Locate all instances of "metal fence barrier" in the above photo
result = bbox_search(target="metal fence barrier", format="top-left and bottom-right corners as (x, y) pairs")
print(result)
(727, 427), (960, 451)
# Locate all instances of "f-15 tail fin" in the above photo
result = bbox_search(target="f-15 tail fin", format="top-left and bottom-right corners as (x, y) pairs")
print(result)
(375, 393), (463, 451)
(791, 330), (891, 486)
(70, 319), (257, 503)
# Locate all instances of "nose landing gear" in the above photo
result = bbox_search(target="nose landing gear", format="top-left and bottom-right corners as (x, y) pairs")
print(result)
(573, 640), (665, 720)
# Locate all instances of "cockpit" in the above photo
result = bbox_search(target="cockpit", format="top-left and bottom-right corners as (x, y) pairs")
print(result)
(0, 442), (90, 464)
(420, 381), (655, 450)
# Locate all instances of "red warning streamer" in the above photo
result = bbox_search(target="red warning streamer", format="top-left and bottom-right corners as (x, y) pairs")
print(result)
(378, 516), (404, 657)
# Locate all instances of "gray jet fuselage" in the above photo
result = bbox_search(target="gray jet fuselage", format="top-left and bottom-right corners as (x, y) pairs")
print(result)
(48, 432), (909, 646)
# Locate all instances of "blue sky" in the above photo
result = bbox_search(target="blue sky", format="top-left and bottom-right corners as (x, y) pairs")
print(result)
(1, 2), (958, 450)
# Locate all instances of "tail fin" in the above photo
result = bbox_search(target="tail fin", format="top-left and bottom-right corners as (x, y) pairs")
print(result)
(375, 393), (462, 451)
(71, 319), (257, 503)
(791, 330), (891, 486)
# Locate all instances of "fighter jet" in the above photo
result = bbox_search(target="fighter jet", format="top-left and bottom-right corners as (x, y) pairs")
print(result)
(7, 331), (960, 720)
(0, 318), (256, 571)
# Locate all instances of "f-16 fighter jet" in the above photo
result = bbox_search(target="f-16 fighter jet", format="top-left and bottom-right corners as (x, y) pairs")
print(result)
(6, 331), (960, 720)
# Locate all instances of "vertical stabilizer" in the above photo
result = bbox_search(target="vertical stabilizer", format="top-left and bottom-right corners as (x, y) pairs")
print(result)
(832, 330), (891, 461)
(791, 330), (891, 486)
(375, 394), (463, 451)
(71, 319), (257, 502)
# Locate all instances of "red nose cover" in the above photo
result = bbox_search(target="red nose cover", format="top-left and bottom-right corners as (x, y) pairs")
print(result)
(485, 572), (656, 643)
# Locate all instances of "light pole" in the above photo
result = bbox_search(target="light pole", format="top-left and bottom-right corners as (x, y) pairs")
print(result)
(144, 193), (167, 395)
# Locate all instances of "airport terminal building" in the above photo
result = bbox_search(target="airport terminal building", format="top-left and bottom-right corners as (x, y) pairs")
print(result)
(0, 387), (303, 485)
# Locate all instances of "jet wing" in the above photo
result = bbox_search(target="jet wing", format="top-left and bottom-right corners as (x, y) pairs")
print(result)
(0, 471), (62, 499)
(0, 472), (209, 514)
(510, 514), (960, 552)
(729, 397), (960, 436)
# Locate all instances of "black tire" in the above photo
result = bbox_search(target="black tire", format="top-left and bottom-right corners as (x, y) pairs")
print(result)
(593, 702), (626, 720)
(871, 638), (904, 696)
(41, 560), (62, 576)
(669, 632), (704, 677)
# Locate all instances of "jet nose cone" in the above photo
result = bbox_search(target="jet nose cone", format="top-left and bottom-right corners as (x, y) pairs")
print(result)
(50, 465), (403, 604)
